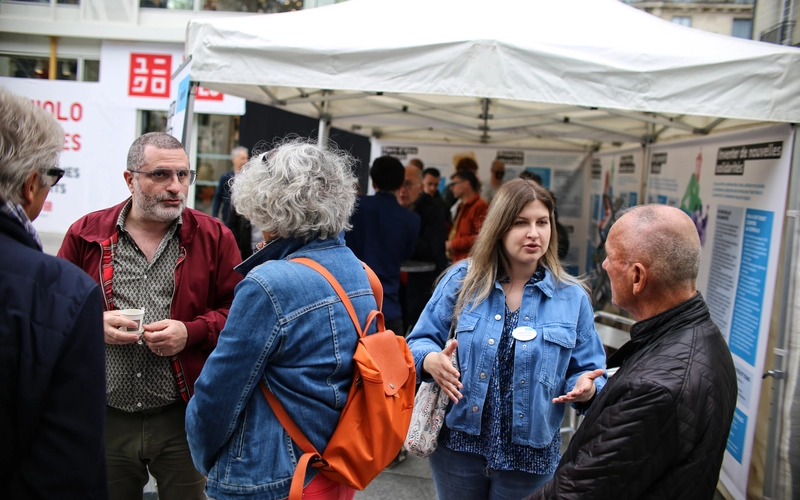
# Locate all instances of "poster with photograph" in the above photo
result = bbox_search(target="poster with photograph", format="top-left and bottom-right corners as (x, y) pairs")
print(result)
(645, 124), (794, 500)
(586, 147), (644, 306)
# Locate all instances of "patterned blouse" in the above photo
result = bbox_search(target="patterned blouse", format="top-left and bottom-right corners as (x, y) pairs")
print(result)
(441, 267), (562, 475)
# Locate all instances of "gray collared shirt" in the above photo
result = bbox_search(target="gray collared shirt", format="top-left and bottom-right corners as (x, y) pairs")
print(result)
(106, 201), (182, 412)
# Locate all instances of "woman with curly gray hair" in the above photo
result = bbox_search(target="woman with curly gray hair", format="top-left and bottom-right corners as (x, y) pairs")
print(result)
(186, 140), (370, 500)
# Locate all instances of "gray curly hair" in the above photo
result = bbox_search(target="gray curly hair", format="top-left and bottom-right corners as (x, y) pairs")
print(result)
(230, 139), (358, 241)
(0, 88), (64, 204)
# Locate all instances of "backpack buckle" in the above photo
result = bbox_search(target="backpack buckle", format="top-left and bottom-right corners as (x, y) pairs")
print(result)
(310, 456), (329, 468)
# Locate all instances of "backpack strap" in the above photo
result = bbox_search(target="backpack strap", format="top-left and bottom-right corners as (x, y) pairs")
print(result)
(260, 257), (384, 499)
(291, 257), (364, 336)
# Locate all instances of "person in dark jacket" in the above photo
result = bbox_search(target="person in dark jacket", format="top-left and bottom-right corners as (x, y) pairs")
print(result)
(396, 162), (448, 330)
(0, 88), (108, 499)
(525, 204), (737, 500)
(211, 146), (248, 222)
(345, 156), (420, 334)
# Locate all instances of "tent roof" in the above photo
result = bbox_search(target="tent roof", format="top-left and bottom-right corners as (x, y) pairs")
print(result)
(185, 0), (800, 150)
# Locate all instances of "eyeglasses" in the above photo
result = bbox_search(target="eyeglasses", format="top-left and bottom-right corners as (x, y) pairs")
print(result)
(129, 168), (197, 186)
(46, 167), (65, 187)
(493, 171), (505, 179)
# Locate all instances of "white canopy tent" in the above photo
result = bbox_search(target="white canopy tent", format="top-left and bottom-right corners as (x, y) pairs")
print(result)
(184, 1), (800, 498)
(185, 0), (800, 151)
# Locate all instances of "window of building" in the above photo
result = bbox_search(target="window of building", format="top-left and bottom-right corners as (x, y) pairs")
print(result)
(203, 0), (302, 13)
(732, 18), (753, 39)
(83, 59), (100, 82)
(0, 54), (99, 81)
(672, 16), (692, 28)
(139, 0), (192, 10)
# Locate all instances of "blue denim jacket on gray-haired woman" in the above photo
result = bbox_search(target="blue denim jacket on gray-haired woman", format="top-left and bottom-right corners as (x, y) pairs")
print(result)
(186, 233), (377, 500)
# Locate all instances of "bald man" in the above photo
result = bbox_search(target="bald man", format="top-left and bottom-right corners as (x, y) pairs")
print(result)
(526, 204), (737, 500)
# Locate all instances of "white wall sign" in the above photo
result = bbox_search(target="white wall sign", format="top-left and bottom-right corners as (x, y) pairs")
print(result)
(100, 41), (244, 115)
(0, 78), (135, 233)
(645, 124), (794, 500)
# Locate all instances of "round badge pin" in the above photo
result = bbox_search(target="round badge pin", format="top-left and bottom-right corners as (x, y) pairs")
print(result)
(511, 326), (537, 341)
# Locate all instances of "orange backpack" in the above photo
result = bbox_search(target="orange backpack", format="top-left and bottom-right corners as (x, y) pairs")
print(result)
(260, 257), (416, 500)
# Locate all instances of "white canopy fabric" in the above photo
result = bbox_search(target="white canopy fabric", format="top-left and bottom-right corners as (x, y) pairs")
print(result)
(185, 0), (800, 149)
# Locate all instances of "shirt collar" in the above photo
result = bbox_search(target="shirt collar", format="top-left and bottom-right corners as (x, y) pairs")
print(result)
(0, 198), (42, 250)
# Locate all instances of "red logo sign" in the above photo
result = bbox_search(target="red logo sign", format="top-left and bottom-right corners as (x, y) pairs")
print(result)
(197, 86), (224, 101)
(129, 53), (172, 98)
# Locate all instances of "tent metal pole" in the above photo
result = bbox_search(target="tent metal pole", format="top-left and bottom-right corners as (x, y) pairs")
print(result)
(318, 90), (330, 147)
(597, 108), (698, 133)
(762, 124), (800, 500)
(556, 116), (644, 142)
(387, 94), (482, 119)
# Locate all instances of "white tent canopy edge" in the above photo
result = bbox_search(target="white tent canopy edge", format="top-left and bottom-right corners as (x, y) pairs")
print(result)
(185, 0), (800, 151)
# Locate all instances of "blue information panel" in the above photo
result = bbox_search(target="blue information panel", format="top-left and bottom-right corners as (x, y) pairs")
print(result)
(728, 209), (773, 366)
(726, 408), (747, 463)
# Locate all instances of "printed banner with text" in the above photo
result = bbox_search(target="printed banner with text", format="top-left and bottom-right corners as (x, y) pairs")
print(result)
(645, 124), (794, 500)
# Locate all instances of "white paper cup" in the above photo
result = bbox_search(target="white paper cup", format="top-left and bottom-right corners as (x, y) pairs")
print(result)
(119, 308), (144, 333)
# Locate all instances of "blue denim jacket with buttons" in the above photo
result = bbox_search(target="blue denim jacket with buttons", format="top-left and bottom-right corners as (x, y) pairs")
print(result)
(186, 234), (377, 500)
(407, 260), (607, 448)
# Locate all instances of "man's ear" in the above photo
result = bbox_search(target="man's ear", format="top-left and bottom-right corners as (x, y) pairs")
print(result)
(21, 171), (41, 207)
(630, 263), (647, 296)
(123, 170), (135, 195)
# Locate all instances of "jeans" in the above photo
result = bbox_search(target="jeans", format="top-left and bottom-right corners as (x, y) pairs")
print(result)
(429, 445), (553, 500)
(105, 403), (206, 500)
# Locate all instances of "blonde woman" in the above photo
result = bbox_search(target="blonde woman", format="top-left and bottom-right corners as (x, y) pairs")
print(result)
(407, 178), (606, 500)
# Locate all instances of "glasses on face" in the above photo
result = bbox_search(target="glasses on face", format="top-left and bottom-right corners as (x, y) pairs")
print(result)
(493, 170), (505, 180)
(46, 167), (66, 187)
(129, 168), (197, 186)
(402, 180), (420, 190)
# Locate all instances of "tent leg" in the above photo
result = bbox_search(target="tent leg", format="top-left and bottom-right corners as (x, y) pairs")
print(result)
(318, 90), (330, 147)
(763, 124), (800, 499)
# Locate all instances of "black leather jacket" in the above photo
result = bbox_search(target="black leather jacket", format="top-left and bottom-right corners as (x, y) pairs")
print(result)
(527, 293), (737, 500)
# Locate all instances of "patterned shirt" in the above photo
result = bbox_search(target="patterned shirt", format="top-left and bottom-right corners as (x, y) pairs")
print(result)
(443, 267), (562, 474)
(106, 201), (181, 412)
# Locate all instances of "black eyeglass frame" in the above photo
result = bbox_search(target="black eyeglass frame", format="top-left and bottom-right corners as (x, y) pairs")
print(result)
(46, 167), (66, 187)
(128, 168), (197, 186)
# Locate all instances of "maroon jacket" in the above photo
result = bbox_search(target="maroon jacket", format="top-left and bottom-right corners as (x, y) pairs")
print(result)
(58, 199), (243, 398)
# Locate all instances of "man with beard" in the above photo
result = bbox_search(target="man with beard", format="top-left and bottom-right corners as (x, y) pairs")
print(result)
(58, 132), (242, 500)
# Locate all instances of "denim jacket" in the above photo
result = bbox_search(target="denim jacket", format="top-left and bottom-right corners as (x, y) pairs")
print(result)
(407, 260), (607, 448)
(186, 234), (377, 500)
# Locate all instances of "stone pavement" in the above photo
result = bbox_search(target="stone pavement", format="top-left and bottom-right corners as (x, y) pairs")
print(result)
(355, 454), (436, 500)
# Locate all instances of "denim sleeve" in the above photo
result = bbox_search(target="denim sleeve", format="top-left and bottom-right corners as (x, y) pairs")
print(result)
(406, 263), (464, 383)
(565, 289), (607, 412)
(185, 275), (281, 474)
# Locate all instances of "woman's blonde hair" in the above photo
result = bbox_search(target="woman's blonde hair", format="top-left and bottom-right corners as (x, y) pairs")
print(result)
(453, 178), (586, 319)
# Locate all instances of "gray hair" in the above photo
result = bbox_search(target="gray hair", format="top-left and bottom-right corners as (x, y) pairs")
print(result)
(231, 139), (358, 241)
(616, 204), (701, 288)
(231, 145), (248, 159)
(0, 88), (64, 204)
(127, 132), (184, 171)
